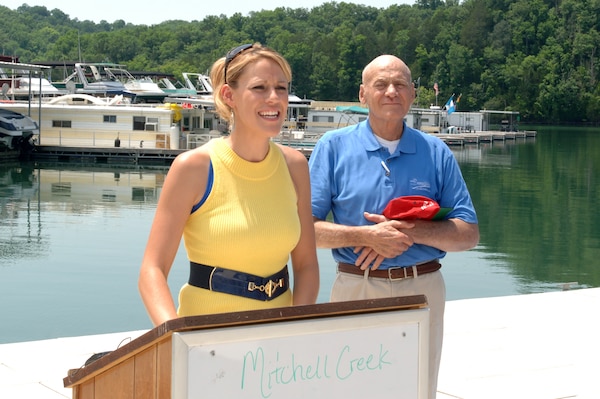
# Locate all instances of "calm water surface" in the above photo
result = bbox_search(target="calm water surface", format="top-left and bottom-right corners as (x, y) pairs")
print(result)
(1, 126), (599, 344)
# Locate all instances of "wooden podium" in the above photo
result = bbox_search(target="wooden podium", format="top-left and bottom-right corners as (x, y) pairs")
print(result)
(64, 296), (429, 399)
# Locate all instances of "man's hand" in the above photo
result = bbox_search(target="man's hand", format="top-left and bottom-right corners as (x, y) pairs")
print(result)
(353, 212), (414, 270)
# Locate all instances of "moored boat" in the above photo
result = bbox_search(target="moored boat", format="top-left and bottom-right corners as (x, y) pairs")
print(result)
(156, 76), (197, 98)
(0, 55), (66, 100)
(0, 108), (39, 150)
(181, 72), (214, 96)
(0, 68), (66, 100)
(0, 94), (223, 150)
(103, 64), (168, 103)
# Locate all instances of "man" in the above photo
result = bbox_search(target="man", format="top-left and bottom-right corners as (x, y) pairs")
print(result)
(309, 55), (479, 398)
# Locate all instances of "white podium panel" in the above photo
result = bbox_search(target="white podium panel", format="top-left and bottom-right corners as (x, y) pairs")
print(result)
(172, 308), (429, 399)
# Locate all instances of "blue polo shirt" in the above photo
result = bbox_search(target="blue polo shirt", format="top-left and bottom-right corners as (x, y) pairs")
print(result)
(309, 119), (478, 268)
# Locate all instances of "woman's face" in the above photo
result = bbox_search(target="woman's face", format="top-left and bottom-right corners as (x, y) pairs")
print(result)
(227, 58), (289, 138)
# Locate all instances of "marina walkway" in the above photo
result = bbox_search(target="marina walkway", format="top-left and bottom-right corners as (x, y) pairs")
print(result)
(1, 287), (598, 398)
(17, 129), (535, 166)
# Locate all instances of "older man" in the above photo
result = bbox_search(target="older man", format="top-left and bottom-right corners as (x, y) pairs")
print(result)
(309, 54), (479, 398)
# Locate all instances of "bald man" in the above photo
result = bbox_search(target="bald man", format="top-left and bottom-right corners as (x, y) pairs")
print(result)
(309, 55), (479, 398)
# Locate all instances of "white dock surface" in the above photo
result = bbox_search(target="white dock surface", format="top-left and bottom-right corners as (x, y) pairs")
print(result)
(1, 287), (599, 398)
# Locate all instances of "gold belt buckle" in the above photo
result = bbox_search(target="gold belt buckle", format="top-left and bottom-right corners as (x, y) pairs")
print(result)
(248, 278), (284, 297)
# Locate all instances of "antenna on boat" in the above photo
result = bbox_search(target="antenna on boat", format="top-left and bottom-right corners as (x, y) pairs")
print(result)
(78, 30), (82, 62)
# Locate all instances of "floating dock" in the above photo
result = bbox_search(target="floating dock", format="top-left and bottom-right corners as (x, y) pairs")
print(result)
(26, 145), (182, 165)
(17, 129), (536, 165)
(433, 130), (537, 146)
(27, 145), (314, 164)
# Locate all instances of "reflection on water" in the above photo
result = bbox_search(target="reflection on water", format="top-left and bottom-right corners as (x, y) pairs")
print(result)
(453, 127), (600, 296)
(0, 165), (161, 265)
(0, 164), (176, 344)
(0, 164), (44, 264)
(1, 126), (599, 343)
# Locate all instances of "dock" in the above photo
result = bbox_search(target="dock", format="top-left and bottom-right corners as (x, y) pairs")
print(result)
(7, 129), (535, 165)
(0, 150), (20, 163)
(432, 130), (537, 146)
(25, 145), (183, 166)
(25, 143), (313, 164)
(0, 287), (597, 398)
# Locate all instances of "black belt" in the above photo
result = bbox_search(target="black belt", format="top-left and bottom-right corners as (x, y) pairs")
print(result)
(188, 262), (289, 301)
(338, 260), (441, 280)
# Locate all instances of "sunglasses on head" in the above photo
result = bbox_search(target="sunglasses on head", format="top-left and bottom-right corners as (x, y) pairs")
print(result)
(224, 43), (253, 84)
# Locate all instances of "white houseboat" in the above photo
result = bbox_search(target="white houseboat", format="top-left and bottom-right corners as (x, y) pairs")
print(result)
(1, 94), (223, 150)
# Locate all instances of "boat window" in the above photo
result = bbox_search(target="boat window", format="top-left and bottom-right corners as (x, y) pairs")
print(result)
(103, 115), (117, 123)
(192, 116), (201, 129)
(312, 115), (334, 123)
(181, 116), (189, 131)
(52, 120), (72, 128)
(133, 116), (145, 131)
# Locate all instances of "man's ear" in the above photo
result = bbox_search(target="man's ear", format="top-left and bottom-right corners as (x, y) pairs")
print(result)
(359, 84), (366, 104)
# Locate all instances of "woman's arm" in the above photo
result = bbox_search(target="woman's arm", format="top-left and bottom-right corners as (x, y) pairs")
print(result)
(138, 148), (211, 326)
(280, 145), (320, 305)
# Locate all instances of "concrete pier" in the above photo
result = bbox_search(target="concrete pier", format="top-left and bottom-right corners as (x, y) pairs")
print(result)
(0, 287), (597, 399)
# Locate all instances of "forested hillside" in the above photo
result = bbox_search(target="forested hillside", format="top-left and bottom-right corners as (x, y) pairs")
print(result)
(1, 0), (599, 124)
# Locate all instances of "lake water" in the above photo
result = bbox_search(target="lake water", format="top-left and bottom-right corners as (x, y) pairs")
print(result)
(1, 126), (599, 344)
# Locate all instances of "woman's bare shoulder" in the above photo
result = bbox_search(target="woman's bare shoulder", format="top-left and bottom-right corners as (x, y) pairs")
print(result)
(275, 143), (308, 168)
(172, 141), (213, 168)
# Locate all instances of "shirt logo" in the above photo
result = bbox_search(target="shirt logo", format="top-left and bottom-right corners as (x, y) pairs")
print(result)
(410, 178), (431, 192)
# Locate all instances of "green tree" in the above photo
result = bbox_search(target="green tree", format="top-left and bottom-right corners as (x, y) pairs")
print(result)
(1, 0), (600, 123)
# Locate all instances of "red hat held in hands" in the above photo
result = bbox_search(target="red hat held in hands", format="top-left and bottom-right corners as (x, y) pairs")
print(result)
(383, 195), (450, 220)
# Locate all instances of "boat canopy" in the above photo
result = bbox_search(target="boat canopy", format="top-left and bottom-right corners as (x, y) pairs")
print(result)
(335, 105), (369, 115)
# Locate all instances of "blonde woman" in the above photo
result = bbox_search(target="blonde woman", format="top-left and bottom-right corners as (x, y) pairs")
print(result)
(139, 43), (319, 326)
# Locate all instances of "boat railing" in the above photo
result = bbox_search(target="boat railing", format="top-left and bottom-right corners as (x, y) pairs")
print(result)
(274, 129), (323, 149)
(186, 129), (225, 149)
(35, 129), (178, 149)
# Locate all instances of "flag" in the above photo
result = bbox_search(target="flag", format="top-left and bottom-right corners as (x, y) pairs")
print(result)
(445, 94), (455, 114)
(456, 93), (462, 103)
(433, 82), (439, 96)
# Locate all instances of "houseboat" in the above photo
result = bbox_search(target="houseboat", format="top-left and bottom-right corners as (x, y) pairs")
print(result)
(1, 94), (223, 151)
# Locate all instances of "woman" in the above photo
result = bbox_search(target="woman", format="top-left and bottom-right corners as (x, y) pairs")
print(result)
(139, 43), (320, 326)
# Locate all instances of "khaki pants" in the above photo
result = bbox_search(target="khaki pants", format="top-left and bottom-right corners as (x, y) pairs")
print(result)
(331, 268), (445, 399)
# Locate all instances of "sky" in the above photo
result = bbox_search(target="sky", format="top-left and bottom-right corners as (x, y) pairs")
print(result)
(2, 0), (413, 25)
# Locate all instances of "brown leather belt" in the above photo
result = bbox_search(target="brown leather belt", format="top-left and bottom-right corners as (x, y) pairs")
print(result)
(338, 260), (441, 280)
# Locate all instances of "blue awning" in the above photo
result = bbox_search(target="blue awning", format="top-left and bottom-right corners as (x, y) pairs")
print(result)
(335, 105), (369, 115)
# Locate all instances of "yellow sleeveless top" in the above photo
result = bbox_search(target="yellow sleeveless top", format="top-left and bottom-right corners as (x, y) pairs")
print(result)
(177, 138), (300, 316)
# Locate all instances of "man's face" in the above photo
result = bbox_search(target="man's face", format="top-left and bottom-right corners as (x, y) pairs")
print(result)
(359, 58), (415, 124)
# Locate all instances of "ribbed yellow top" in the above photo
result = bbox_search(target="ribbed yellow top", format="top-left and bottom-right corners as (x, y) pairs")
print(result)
(178, 138), (300, 315)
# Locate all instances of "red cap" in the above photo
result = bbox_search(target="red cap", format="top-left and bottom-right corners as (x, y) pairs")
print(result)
(383, 195), (446, 220)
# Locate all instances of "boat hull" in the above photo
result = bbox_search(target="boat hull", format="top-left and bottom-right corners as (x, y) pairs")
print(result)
(0, 108), (39, 150)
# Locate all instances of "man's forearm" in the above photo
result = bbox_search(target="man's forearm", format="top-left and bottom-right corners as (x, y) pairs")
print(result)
(313, 218), (365, 249)
(314, 215), (478, 255)
(407, 219), (479, 252)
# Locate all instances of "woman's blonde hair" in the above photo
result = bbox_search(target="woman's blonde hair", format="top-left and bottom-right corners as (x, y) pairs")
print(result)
(210, 43), (292, 123)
